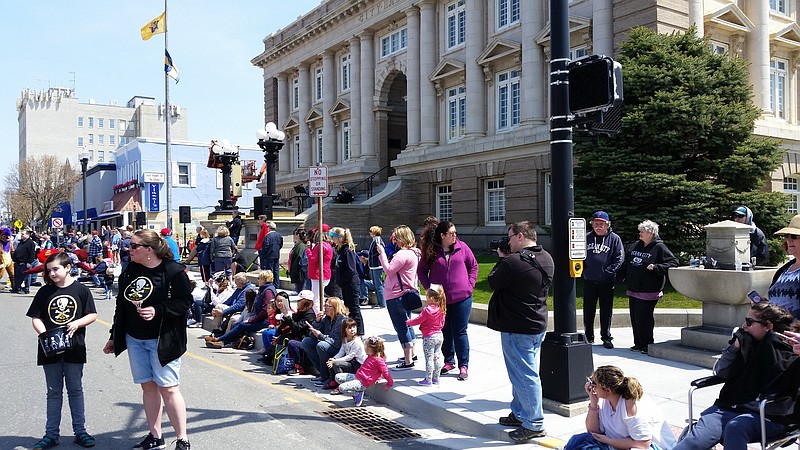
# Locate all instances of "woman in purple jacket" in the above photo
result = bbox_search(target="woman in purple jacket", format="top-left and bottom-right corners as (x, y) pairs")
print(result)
(418, 221), (478, 381)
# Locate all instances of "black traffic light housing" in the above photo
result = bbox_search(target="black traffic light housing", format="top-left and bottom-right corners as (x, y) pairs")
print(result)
(568, 55), (623, 115)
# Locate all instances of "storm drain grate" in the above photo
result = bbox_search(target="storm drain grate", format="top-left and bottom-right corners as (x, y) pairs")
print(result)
(320, 407), (422, 442)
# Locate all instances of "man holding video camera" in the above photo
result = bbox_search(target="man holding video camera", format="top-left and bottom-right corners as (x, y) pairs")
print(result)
(487, 221), (554, 442)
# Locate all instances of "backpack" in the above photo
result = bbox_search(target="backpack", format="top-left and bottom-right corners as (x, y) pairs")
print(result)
(233, 335), (255, 350)
(272, 338), (295, 375)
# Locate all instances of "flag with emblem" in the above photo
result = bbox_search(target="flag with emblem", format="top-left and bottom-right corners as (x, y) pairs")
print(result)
(141, 11), (166, 41)
(165, 50), (180, 83)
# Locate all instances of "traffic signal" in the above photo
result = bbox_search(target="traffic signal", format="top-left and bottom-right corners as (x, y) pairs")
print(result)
(568, 55), (623, 115)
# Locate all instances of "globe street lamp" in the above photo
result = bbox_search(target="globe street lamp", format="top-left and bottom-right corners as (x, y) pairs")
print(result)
(79, 153), (90, 234)
(256, 122), (285, 220)
(207, 139), (239, 212)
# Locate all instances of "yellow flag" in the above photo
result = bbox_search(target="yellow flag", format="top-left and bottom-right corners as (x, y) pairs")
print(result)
(141, 12), (166, 41)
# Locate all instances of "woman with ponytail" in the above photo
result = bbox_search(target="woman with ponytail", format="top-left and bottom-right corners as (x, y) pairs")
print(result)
(564, 365), (675, 450)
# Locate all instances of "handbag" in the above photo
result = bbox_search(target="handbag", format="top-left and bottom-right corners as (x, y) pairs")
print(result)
(273, 339), (295, 375)
(396, 273), (423, 311)
(234, 335), (255, 350)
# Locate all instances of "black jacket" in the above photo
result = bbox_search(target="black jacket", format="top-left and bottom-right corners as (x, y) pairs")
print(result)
(487, 246), (554, 334)
(12, 237), (36, 264)
(618, 237), (679, 293)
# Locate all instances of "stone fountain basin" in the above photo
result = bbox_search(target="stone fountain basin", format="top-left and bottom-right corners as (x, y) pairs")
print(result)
(669, 266), (777, 305)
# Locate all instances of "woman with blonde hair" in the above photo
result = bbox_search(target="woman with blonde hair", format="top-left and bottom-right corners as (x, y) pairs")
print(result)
(330, 227), (364, 335)
(377, 225), (421, 370)
(302, 296), (349, 386)
(209, 225), (237, 278)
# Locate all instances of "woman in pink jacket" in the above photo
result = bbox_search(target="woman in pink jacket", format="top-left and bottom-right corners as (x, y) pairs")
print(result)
(377, 225), (421, 370)
(306, 226), (333, 306)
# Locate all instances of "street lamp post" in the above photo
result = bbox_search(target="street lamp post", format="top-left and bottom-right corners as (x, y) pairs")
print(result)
(79, 154), (89, 234)
(207, 140), (239, 212)
(256, 123), (286, 220)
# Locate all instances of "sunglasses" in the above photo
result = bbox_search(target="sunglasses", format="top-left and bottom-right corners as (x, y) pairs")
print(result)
(744, 317), (768, 326)
(129, 242), (149, 249)
(786, 234), (800, 241)
(733, 213), (746, 219)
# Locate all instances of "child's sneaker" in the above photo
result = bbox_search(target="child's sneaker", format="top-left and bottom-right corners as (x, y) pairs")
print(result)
(440, 361), (454, 374)
(432, 377), (440, 385)
(354, 391), (364, 407)
(457, 366), (469, 381)
(33, 436), (59, 449)
(418, 379), (433, 386)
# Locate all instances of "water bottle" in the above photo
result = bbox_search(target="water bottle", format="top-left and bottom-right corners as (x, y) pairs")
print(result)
(734, 254), (743, 271)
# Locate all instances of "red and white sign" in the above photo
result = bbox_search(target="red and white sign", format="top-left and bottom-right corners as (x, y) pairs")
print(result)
(51, 217), (64, 228)
(308, 166), (328, 197)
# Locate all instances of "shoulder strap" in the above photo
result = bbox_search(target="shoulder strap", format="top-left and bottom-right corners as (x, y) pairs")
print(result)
(519, 249), (552, 289)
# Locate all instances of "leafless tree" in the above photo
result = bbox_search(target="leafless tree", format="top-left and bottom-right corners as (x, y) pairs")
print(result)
(3, 155), (80, 230)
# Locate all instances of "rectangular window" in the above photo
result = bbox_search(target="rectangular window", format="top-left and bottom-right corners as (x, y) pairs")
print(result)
(109, 118), (115, 129)
(446, 0), (466, 50)
(710, 41), (728, 55)
(380, 27), (408, 58)
(88, 150), (94, 160)
(436, 185), (453, 222)
(340, 54), (351, 92)
(98, 118), (104, 128)
(485, 179), (506, 225)
(119, 119), (126, 130)
(88, 117), (94, 128)
(497, 0), (520, 29)
(98, 135), (104, 145)
(177, 163), (190, 186)
(447, 85), (467, 142)
(315, 66), (323, 102)
(77, 116), (84, 127)
(120, 136), (127, 146)
(316, 128), (323, 165)
(341, 120), (351, 161)
(544, 172), (552, 226)
(784, 177), (798, 191)
(109, 135), (115, 146)
(770, 0), (786, 14)
(497, 69), (521, 131)
(569, 46), (588, 61)
(88, 134), (94, 145)
(294, 135), (301, 169)
(98, 151), (105, 162)
(292, 78), (300, 111)
(770, 58), (787, 119)
(77, 137), (84, 147)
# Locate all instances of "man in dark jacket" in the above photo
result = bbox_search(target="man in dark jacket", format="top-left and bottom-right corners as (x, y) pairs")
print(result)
(733, 205), (769, 266)
(487, 221), (554, 442)
(12, 229), (37, 294)
(583, 211), (625, 348)
(264, 221), (283, 289)
(226, 210), (243, 245)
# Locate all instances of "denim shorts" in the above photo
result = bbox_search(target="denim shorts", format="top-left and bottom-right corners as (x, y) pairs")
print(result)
(126, 334), (181, 387)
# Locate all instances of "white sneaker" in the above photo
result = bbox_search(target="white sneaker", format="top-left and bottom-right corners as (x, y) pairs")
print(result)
(187, 318), (197, 327)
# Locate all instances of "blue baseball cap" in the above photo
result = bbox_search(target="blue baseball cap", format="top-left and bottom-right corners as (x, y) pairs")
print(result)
(592, 211), (610, 222)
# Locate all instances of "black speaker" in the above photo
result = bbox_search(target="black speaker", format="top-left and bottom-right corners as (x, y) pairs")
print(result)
(136, 211), (147, 226)
(253, 196), (265, 217)
(179, 206), (191, 223)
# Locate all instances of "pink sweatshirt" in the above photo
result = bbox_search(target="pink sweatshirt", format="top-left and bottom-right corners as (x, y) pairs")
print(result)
(355, 354), (394, 388)
(406, 304), (445, 337)
(378, 247), (421, 300)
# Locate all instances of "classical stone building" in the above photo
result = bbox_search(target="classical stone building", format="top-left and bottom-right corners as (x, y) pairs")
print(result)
(251, 0), (800, 244)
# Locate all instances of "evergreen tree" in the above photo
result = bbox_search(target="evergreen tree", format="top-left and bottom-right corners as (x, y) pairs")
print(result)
(574, 27), (788, 263)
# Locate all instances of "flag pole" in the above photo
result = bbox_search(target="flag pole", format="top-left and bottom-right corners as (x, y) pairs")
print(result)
(164, 0), (173, 231)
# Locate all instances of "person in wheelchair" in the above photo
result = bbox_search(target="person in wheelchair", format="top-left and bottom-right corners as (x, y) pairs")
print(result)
(564, 365), (675, 450)
(675, 301), (800, 450)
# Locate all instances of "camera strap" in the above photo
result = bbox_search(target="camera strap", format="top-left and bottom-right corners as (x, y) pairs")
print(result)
(519, 249), (551, 291)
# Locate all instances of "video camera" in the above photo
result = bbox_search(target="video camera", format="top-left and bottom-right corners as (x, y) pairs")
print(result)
(490, 236), (511, 253)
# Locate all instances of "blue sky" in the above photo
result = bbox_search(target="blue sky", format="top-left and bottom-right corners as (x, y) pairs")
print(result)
(0, 0), (321, 183)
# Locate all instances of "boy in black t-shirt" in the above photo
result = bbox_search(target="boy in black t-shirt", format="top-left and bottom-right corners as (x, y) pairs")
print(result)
(26, 252), (98, 449)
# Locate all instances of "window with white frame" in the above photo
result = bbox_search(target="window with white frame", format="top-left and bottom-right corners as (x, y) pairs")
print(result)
(497, 69), (520, 131)
(292, 78), (299, 111)
(497, 0), (520, 29)
(119, 119), (126, 130)
(314, 66), (323, 102)
(771, 0), (786, 14)
(544, 172), (552, 225)
(77, 116), (84, 127)
(88, 150), (94, 160)
(340, 54), (351, 92)
(341, 120), (351, 161)
(120, 136), (127, 146)
(446, 0), (466, 50)
(109, 118), (115, 129)
(177, 163), (191, 186)
(98, 118), (104, 128)
(88, 117), (94, 128)
(771, 58), (787, 119)
(447, 85), (467, 142)
(98, 135), (104, 145)
(77, 137), (84, 147)
(381, 28), (408, 58)
(485, 179), (506, 225)
(294, 135), (301, 169)
(98, 151), (105, 162)
(710, 41), (728, 55)
(109, 135), (115, 146)
(436, 185), (453, 222)
(569, 46), (587, 61)
(316, 128), (323, 164)
(785, 177), (799, 213)
(88, 134), (94, 145)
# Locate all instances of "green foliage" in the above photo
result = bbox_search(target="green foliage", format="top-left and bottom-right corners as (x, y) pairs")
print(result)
(575, 27), (787, 263)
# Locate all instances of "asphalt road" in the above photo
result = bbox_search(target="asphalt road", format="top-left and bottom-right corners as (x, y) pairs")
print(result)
(0, 282), (446, 450)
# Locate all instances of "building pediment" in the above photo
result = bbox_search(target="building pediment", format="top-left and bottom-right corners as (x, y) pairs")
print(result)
(429, 58), (466, 82)
(534, 15), (591, 45)
(305, 108), (323, 123)
(772, 23), (800, 50)
(283, 116), (299, 130)
(705, 3), (753, 33)
(329, 99), (350, 116)
(476, 39), (521, 66)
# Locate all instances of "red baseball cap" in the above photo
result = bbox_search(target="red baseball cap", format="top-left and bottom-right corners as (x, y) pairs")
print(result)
(161, 228), (171, 236)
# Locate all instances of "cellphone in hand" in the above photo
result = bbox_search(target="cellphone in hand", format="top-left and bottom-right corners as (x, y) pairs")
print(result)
(747, 290), (764, 303)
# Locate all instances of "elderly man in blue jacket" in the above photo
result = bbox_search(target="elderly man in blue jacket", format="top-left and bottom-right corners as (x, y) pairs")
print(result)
(583, 211), (625, 349)
(208, 273), (254, 335)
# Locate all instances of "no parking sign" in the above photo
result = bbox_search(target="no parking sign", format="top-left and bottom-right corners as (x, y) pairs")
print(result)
(51, 218), (63, 228)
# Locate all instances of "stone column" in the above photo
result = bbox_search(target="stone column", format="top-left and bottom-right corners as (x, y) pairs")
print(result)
(348, 38), (362, 159)
(465, 0), (486, 138)
(419, 0), (438, 146)
(521, 2), (545, 124)
(322, 50), (337, 163)
(688, 0), (704, 38)
(406, 7), (421, 147)
(746, 0), (771, 114)
(592, 0), (613, 56)
(298, 63), (312, 167)
(276, 73), (290, 173)
(360, 31), (376, 158)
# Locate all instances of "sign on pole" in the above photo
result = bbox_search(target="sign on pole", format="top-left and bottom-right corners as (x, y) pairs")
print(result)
(308, 166), (328, 197)
(51, 218), (64, 229)
(569, 218), (587, 260)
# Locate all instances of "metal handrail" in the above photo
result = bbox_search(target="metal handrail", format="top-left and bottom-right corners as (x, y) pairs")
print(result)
(348, 164), (391, 200)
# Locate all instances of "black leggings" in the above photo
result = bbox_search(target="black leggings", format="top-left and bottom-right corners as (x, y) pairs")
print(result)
(629, 296), (658, 349)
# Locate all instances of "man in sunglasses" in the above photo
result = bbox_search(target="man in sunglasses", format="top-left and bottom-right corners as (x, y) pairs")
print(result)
(732, 205), (769, 266)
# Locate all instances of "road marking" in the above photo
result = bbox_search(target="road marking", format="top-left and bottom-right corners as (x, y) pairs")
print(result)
(95, 318), (325, 405)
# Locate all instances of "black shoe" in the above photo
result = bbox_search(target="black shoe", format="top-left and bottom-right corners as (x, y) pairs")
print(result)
(508, 427), (547, 442)
(392, 361), (415, 371)
(9, 289), (19, 293)
(641, 347), (649, 354)
(602, 338), (614, 349)
(629, 345), (642, 352)
(499, 412), (523, 427)
(30, 281), (42, 287)
(359, 298), (369, 306)
(175, 438), (190, 450)
(132, 432), (165, 449)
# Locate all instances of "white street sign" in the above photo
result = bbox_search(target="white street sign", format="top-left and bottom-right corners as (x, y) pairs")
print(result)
(308, 166), (328, 197)
(51, 217), (64, 228)
(569, 218), (587, 260)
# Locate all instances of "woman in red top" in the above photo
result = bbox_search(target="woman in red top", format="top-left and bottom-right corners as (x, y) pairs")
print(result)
(306, 226), (333, 306)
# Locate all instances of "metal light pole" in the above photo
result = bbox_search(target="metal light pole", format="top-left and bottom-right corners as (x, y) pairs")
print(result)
(257, 123), (286, 221)
(80, 154), (89, 234)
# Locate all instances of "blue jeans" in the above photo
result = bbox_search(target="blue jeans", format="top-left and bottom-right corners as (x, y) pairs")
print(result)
(359, 279), (374, 300)
(443, 296), (471, 368)
(219, 319), (267, 344)
(673, 405), (787, 450)
(269, 258), (281, 289)
(565, 432), (614, 450)
(501, 331), (545, 432)
(125, 335), (181, 387)
(213, 257), (232, 275)
(13, 262), (30, 291)
(341, 281), (364, 335)
(371, 268), (385, 307)
(43, 361), (86, 439)
(192, 300), (214, 323)
(301, 336), (338, 377)
(386, 297), (416, 347)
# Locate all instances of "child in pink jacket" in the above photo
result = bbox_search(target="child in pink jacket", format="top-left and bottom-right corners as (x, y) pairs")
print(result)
(407, 284), (446, 385)
(334, 336), (393, 406)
